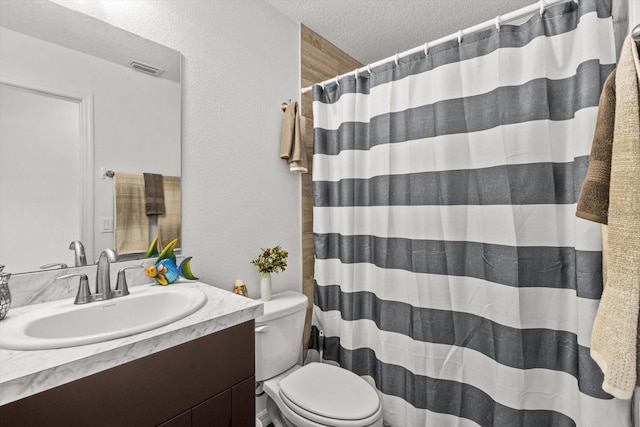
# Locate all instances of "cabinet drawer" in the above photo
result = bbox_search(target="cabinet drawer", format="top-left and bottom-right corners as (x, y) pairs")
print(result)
(159, 410), (191, 427)
(192, 389), (231, 427)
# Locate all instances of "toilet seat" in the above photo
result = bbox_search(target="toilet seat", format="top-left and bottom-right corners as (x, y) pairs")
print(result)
(277, 363), (382, 426)
(279, 390), (383, 427)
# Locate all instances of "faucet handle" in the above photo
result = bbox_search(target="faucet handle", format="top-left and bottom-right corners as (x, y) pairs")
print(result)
(56, 273), (91, 304)
(40, 262), (68, 270)
(116, 266), (144, 297)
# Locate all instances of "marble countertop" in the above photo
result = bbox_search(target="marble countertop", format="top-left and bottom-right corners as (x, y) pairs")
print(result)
(0, 281), (263, 406)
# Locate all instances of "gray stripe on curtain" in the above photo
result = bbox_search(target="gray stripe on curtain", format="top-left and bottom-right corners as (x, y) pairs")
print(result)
(314, 157), (589, 207)
(314, 234), (603, 299)
(314, 61), (615, 155)
(311, 330), (578, 427)
(312, 0), (611, 99)
(314, 287), (608, 399)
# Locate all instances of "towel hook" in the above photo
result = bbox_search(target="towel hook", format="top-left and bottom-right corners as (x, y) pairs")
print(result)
(457, 30), (464, 44)
(539, 0), (545, 16)
(495, 16), (501, 32)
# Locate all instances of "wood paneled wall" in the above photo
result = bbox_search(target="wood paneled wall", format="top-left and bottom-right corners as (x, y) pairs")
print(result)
(300, 25), (362, 352)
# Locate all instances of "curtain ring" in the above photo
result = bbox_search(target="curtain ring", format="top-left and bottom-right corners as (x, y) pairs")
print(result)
(367, 64), (372, 74)
(457, 30), (463, 44)
(394, 53), (400, 66)
(335, 75), (340, 87)
(539, 0), (545, 16)
(424, 42), (430, 56)
(495, 16), (501, 32)
(321, 82), (326, 91)
(355, 68), (359, 80)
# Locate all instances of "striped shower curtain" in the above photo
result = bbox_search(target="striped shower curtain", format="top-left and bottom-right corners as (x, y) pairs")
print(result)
(310, 0), (632, 426)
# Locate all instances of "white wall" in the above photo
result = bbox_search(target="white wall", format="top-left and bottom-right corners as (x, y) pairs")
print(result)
(631, 0), (640, 28)
(51, 0), (302, 297)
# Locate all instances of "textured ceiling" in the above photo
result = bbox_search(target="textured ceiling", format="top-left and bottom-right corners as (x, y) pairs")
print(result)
(264, 0), (535, 65)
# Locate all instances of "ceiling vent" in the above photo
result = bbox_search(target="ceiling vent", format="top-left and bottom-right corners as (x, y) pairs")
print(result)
(128, 60), (165, 77)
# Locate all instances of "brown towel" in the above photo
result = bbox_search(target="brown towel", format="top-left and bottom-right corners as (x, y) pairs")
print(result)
(158, 176), (181, 249)
(114, 172), (149, 254)
(576, 70), (616, 224)
(143, 173), (165, 215)
(589, 36), (640, 400)
(280, 101), (308, 173)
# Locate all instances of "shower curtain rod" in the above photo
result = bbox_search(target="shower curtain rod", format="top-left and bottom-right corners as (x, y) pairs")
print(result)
(300, 0), (575, 94)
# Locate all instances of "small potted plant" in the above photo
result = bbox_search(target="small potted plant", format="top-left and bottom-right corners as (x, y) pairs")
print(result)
(250, 245), (288, 301)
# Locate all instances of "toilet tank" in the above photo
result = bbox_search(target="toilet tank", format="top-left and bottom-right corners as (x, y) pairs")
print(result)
(255, 291), (308, 382)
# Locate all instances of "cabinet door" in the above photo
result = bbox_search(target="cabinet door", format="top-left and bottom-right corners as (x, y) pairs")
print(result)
(158, 409), (191, 427)
(192, 389), (232, 427)
(231, 376), (255, 427)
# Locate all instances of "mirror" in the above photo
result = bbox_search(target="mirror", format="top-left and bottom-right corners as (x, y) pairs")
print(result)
(0, 0), (182, 274)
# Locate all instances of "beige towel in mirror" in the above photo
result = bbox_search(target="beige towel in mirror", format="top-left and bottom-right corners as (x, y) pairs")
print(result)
(114, 172), (149, 254)
(158, 176), (181, 249)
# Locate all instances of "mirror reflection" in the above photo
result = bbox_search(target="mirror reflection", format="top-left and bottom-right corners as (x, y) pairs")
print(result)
(0, 0), (182, 274)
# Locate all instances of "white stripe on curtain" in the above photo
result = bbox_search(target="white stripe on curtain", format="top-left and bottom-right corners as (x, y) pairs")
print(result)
(313, 109), (598, 182)
(314, 205), (602, 250)
(373, 393), (484, 427)
(310, 0), (631, 425)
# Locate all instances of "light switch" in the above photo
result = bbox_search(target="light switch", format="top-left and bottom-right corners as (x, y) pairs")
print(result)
(101, 217), (114, 233)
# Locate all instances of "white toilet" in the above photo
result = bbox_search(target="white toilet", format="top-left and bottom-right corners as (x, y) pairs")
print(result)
(255, 291), (383, 427)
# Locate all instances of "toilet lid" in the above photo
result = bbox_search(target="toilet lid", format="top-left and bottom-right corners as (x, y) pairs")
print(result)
(278, 363), (380, 421)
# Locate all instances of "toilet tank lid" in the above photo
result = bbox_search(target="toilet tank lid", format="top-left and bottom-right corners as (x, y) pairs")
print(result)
(255, 291), (308, 323)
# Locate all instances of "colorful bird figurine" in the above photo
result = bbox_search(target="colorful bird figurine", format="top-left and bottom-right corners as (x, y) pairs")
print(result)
(145, 237), (198, 286)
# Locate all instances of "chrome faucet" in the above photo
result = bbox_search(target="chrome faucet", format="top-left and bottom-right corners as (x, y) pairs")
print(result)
(57, 249), (142, 304)
(95, 248), (117, 297)
(69, 240), (87, 267)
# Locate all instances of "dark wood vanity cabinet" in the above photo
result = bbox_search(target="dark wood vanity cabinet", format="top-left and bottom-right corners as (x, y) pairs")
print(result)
(0, 320), (256, 427)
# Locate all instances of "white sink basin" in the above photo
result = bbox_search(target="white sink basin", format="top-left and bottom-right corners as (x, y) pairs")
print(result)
(0, 284), (207, 350)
